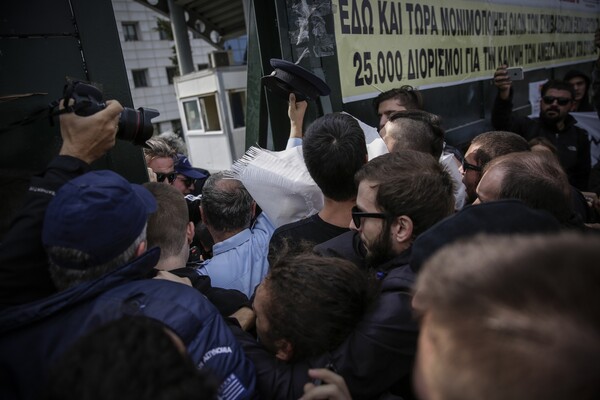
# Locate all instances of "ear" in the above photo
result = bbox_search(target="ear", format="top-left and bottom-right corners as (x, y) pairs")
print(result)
(186, 221), (195, 244)
(391, 215), (414, 245)
(251, 201), (257, 219)
(200, 205), (207, 224)
(274, 339), (294, 361)
(136, 240), (147, 257)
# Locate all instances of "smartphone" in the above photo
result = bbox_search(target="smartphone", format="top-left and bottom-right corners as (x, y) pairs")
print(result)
(506, 67), (524, 81)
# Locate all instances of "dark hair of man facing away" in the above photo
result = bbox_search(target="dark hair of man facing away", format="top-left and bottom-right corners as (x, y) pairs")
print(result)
(413, 233), (600, 400)
(471, 130), (531, 168)
(42, 316), (218, 400)
(383, 110), (444, 158)
(481, 152), (573, 224)
(302, 112), (367, 202)
(356, 150), (455, 241)
(201, 171), (254, 234)
(254, 251), (375, 363)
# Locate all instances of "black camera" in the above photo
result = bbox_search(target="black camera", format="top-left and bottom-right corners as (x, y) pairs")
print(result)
(62, 80), (159, 146)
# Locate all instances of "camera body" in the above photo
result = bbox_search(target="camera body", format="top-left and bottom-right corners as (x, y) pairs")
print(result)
(64, 81), (159, 146)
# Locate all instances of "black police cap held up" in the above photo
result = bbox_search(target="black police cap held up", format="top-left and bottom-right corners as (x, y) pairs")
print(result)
(261, 58), (331, 101)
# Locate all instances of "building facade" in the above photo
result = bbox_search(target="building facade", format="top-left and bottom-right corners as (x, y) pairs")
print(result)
(112, 0), (219, 134)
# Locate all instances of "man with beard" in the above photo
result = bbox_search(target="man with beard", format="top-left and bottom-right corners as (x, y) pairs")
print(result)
(231, 151), (455, 399)
(491, 65), (591, 190)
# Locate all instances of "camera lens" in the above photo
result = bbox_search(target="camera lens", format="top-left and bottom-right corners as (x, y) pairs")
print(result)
(117, 107), (160, 146)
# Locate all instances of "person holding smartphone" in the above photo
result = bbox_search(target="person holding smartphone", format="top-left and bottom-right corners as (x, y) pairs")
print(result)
(491, 63), (591, 191)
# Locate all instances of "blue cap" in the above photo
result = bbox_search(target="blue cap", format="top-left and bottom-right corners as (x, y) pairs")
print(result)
(42, 170), (157, 269)
(174, 154), (207, 179)
(262, 58), (331, 101)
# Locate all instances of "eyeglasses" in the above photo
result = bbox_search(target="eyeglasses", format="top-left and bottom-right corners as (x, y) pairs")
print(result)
(461, 158), (482, 173)
(542, 96), (571, 106)
(176, 176), (195, 188)
(351, 205), (389, 228)
(156, 172), (177, 184)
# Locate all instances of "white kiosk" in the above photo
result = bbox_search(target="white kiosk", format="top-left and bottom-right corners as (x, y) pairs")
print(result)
(174, 65), (247, 172)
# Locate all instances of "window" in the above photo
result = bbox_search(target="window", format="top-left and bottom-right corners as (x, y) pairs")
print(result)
(197, 63), (209, 71)
(199, 94), (221, 131)
(229, 90), (246, 128)
(166, 66), (178, 84)
(183, 100), (202, 131)
(122, 22), (139, 41)
(132, 69), (149, 88)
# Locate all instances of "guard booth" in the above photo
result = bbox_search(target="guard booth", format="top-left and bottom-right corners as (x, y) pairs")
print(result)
(245, 0), (600, 153)
(174, 62), (247, 172)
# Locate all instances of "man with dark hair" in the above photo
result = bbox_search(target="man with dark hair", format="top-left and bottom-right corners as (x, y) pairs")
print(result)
(460, 130), (530, 204)
(247, 252), (374, 364)
(413, 233), (600, 400)
(564, 69), (594, 112)
(372, 85), (424, 131)
(43, 316), (218, 400)
(382, 110), (466, 210)
(236, 150), (455, 399)
(492, 64), (591, 190)
(196, 172), (274, 298)
(0, 170), (256, 400)
(269, 113), (367, 255)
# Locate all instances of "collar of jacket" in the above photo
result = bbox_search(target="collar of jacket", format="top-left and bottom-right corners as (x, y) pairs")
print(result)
(0, 247), (161, 334)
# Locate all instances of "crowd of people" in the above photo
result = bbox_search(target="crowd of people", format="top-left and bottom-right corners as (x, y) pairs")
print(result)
(1, 33), (600, 400)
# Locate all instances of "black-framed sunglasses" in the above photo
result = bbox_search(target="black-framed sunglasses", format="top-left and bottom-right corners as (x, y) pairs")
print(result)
(461, 158), (482, 173)
(542, 96), (571, 106)
(176, 175), (196, 188)
(156, 172), (177, 184)
(351, 205), (389, 229)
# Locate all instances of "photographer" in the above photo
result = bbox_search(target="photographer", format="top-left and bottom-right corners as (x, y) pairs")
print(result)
(491, 64), (591, 191)
(0, 99), (123, 307)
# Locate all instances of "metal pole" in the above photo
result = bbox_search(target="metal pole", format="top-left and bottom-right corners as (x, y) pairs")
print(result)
(167, 0), (194, 75)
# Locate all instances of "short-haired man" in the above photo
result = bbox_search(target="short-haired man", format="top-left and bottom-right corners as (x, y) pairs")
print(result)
(492, 65), (591, 190)
(413, 233), (600, 400)
(460, 130), (530, 204)
(145, 182), (249, 316)
(474, 151), (580, 227)
(196, 172), (274, 298)
(250, 253), (374, 363)
(382, 110), (466, 210)
(0, 171), (256, 399)
(235, 151), (455, 399)
(269, 113), (367, 255)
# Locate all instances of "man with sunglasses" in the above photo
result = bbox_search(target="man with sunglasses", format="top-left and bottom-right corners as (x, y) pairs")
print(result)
(491, 64), (591, 191)
(143, 137), (177, 182)
(459, 131), (530, 205)
(172, 154), (207, 196)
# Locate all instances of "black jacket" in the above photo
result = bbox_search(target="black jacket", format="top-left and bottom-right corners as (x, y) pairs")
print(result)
(492, 93), (591, 190)
(0, 156), (90, 307)
(231, 250), (418, 399)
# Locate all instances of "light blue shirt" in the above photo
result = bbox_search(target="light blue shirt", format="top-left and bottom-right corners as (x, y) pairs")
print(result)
(196, 213), (275, 298)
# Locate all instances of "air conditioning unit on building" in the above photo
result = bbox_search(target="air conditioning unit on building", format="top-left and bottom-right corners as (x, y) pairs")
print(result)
(209, 51), (232, 68)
